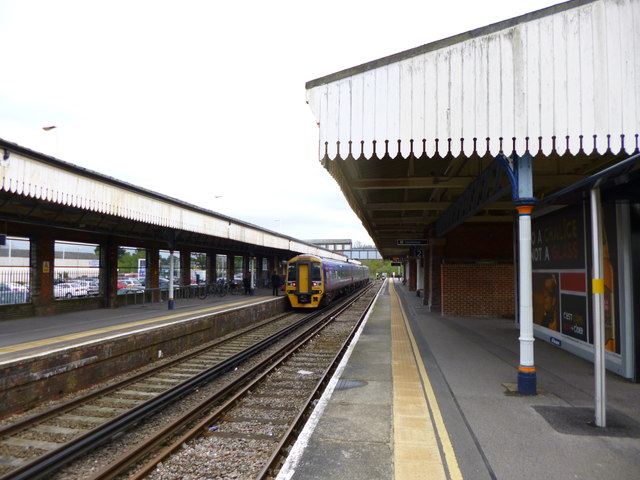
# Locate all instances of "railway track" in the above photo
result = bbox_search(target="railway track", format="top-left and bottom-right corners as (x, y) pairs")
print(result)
(0, 311), (310, 480)
(0, 283), (379, 480)
(92, 284), (380, 480)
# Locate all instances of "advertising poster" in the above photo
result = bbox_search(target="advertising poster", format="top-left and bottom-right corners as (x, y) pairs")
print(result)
(561, 291), (588, 341)
(531, 205), (585, 270)
(601, 203), (619, 353)
(532, 202), (621, 355)
(532, 205), (588, 341)
(559, 272), (588, 342)
(533, 273), (560, 331)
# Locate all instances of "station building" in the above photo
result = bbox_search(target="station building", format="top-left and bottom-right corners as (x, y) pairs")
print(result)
(305, 0), (640, 381)
(0, 139), (346, 317)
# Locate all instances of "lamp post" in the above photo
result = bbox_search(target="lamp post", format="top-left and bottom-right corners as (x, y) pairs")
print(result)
(42, 126), (59, 156)
(213, 195), (224, 213)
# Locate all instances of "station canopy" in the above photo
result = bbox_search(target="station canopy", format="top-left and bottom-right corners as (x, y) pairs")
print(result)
(306, 0), (640, 258)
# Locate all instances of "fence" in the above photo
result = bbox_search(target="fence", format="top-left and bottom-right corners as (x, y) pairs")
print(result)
(0, 267), (30, 305)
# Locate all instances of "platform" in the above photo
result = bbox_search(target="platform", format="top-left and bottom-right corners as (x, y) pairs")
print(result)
(0, 288), (287, 417)
(277, 278), (640, 480)
(0, 288), (282, 363)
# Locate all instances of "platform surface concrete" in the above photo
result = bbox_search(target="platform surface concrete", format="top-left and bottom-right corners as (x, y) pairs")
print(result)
(277, 278), (640, 480)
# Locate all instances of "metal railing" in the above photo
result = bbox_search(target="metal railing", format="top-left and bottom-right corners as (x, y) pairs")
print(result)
(0, 268), (30, 305)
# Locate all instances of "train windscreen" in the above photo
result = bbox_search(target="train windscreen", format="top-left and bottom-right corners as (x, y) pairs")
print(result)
(311, 262), (321, 282)
(287, 263), (297, 282)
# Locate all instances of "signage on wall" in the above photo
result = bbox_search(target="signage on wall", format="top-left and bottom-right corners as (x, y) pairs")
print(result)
(550, 337), (562, 347)
(397, 239), (428, 245)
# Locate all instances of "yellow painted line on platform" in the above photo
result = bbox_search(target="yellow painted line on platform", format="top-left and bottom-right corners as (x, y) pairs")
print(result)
(389, 281), (463, 480)
(0, 297), (261, 356)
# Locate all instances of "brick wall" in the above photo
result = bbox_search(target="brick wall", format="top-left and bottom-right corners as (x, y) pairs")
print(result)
(441, 263), (515, 317)
(445, 223), (513, 261)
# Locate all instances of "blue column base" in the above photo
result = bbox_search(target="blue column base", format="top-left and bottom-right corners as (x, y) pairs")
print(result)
(518, 370), (537, 395)
(168, 299), (174, 310)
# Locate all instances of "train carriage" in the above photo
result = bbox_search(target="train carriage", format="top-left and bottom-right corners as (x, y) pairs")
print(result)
(285, 254), (369, 308)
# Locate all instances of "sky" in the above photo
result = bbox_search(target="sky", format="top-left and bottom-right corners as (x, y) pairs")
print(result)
(0, 0), (560, 246)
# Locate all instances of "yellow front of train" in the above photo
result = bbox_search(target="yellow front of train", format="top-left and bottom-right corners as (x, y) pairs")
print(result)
(285, 254), (325, 308)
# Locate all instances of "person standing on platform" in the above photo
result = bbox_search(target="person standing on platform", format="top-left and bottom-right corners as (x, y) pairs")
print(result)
(243, 273), (252, 295)
(271, 271), (281, 296)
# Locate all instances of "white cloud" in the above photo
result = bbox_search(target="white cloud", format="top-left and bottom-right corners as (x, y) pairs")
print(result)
(0, 0), (559, 247)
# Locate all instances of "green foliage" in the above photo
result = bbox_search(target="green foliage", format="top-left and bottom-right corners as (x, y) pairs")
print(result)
(192, 253), (207, 270)
(118, 250), (146, 273)
(361, 259), (402, 278)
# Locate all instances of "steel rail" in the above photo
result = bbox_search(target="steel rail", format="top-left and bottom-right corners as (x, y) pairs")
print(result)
(88, 286), (375, 480)
(0, 310), (324, 480)
(256, 284), (378, 479)
(0, 312), (293, 440)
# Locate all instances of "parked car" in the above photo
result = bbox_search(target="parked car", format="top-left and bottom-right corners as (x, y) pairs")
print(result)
(158, 277), (170, 290)
(54, 283), (88, 298)
(0, 283), (28, 304)
(70, 280), (99, 296)
(117, 280), (130, 294)
(118, 278), (144, 293)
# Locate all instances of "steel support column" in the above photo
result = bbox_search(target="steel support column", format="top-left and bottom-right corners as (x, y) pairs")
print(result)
(516, 204), (536, 395)
(168, 250), (175, 310)
(511, 152), (537, 395)
(590, 187), (606, 427)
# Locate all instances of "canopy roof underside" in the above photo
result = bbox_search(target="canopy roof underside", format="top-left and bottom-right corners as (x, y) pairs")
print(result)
(323, 136), (638, 258)
(306, 0), (640, 258)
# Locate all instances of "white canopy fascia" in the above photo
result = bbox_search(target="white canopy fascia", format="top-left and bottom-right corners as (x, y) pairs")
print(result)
(306, 0), (640, 160)
(0, 147), (346, 261)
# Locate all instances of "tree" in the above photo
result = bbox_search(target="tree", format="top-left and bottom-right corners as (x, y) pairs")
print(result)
(353, 240), (376, 249)
(118, 249), (146, 274)
(361, 259), (402, 278)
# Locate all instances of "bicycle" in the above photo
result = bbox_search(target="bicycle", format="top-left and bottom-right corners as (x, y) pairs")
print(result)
(227, 281), (242, 295)
(198, 283), (213, 300)
(213, 280), (228, 297)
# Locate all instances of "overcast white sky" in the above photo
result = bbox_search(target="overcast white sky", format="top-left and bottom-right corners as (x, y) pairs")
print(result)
(0, 0), (559, 246)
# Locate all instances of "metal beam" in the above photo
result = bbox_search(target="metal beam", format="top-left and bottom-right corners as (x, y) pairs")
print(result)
(372, 217), (434, 226)
(352, 177), (472, 190)
(367, 202), (451, 211)
(436, 158), (512, 237)
(355, 175), (586, 191)
(367, 201), (513, 211)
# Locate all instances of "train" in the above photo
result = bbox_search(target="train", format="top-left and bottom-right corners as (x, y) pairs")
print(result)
(285, 254), (370, 308)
